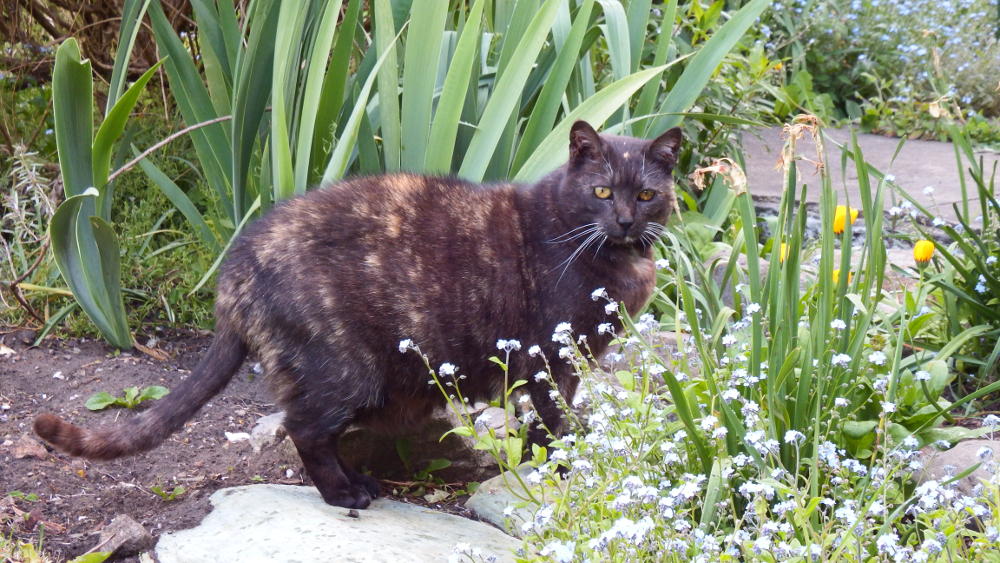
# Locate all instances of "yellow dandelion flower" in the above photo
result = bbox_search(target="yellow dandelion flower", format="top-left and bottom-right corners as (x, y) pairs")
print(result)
(913, 240), (934, 264)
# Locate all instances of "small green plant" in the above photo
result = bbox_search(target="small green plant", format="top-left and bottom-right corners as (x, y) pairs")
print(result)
(84, 385), (169, 411)
(5, 491), (39, 503)
(149, 484), (186, 502)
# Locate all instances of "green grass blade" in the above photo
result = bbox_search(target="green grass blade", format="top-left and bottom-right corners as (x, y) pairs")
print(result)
(635, 0), (677, 135)
(647, 0), (768, 135)
(400, 1), (449, 171)
(52, 38), (94, 199)
(458, 0), (560, 182)
(513, 63), (672, 182)
(423, 0), (486, 173)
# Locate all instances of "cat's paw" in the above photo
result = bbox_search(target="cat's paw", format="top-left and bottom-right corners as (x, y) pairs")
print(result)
(318, 484), (374, 509)
(351, 473), (381, 499)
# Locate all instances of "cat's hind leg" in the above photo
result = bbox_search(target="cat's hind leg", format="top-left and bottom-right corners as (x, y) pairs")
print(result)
(284, 411), (375, 508)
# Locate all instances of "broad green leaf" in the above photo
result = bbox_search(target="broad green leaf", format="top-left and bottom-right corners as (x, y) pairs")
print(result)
(52, 38), (94, 199)
(85, 392), (118, 411)
(459, 0), (560, 181)
(191, 0), (235, 115)
(69, 552), (113, 563)
(514, 63), (673, 182)
(596, 0), (630, 81)
(647, 0), (769, 135)
(50, 189), (132, 349)
(139, 385), (171, 401)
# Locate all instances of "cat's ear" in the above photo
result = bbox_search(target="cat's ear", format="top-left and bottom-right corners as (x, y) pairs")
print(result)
(647, 127), (683, 167)
(569, 120), (602, 163)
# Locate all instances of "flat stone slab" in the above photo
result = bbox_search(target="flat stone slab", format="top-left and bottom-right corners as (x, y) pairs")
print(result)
(156, 485), (520, 563)
(743, 127), (999, 221)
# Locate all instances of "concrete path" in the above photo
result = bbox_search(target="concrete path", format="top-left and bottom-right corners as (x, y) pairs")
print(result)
(742, 127), (999, 221)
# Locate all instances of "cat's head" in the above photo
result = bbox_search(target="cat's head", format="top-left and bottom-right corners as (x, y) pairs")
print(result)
(557, 120), (682, 246)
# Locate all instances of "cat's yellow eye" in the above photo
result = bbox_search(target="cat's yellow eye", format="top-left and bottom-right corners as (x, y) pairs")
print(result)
(594, 186), (612, 199)
(637, 189), (656, 201)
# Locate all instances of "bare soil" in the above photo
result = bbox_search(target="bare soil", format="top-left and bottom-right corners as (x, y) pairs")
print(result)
(0, 326), (474, 562)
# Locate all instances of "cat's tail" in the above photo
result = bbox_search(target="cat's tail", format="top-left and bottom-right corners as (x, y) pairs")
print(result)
(34, 324), (247, 460)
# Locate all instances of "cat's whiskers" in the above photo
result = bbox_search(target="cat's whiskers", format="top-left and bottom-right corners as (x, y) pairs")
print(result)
(547, 222), (600, 244)
(551, 228), (606, 284)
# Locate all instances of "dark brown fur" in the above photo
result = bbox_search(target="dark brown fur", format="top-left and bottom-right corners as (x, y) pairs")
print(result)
(34, 121), (682, 508)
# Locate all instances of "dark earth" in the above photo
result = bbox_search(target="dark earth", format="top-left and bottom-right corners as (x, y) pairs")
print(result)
(0, 326), (477, 562)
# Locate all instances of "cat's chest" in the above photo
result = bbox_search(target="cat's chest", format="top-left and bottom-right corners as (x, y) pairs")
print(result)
(603, 254), (656, 315)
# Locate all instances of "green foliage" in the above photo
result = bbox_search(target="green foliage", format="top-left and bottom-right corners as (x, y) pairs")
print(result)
(891, 125), (1000, 398)
(84, 385), (170, 411)
(764, 0), (1000, 143)
(149, 484), (186, 501)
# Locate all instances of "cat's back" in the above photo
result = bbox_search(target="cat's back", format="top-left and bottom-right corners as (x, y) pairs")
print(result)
(218, 173), (528, 339)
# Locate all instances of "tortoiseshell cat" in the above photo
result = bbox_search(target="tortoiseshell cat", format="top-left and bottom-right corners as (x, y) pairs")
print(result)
(35, 121), (682, 509)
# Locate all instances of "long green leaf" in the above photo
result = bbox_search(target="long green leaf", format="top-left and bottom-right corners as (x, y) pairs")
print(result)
(106, 0), (152, 113)
(191, 0), (234, 116)
(294, 0), (345, 193)
(52, 38), (93, 199)
(647, 0), (768, 135)
(271, 0), (308, 200)
(136, 151), (222, 253)
(423, 0), (486, 173)
(374, 0), (402, 171)
(458, 0), (560, 181)
(514, 63), (673, 182)
(148, 0), (234, 222)
(511, 0), (595, 173)
(400, 1), (449, 171)
(93, 60), (164, 215)
(312, 0), (362, 180)
(322, 26), (407, 183)
(233, 0), (279, 211)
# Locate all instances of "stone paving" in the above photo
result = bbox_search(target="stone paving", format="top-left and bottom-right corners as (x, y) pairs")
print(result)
(742, 127), (999, 222)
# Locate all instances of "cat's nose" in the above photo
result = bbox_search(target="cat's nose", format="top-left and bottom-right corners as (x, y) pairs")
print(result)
(617, 217), (634, 231)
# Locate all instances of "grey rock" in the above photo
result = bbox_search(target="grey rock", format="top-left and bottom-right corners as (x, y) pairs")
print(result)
(465, 466), (538, 538)
(94, 514), (154, 558)
(474, 407), (518, 433)
(918, 439), (1000, 494)
(249, 411), (287, 453)
(156, 485), (520, 563)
